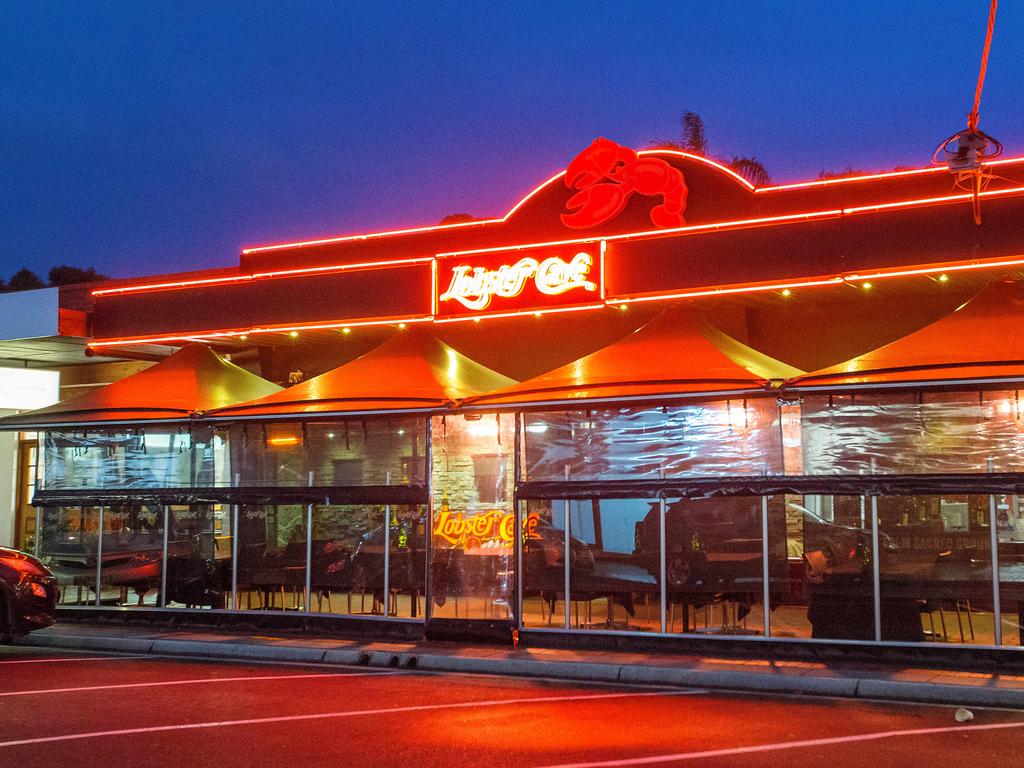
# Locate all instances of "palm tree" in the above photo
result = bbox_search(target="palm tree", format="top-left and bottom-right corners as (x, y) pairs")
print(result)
(653, 111), (771, 186)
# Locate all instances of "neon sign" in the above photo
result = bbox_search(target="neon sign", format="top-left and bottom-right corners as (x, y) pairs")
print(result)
(562, 138), (687, 229)
(433, 510), (540, 553)
(435, 243), (605, 320)
(439, 252), (597, 311)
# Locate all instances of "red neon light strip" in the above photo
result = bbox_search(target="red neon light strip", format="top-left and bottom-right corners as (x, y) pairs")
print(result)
(87, 315), (433, 348)
(435, 210), (846, 257)
(87, 183), (1024, 344)
(95, 170), (1024, 299)
(241, 153), (1024, 252)
(432, 302), (606, 324)
(239, 151), (755, 255)
(438, 185), (1024, 257)
(92, 256), (433, 297)
(89, 248), (1024, 347)
(755, 155), (1024, 193)
(844, 255), (1024, 282)
(607, 277), (846, 304)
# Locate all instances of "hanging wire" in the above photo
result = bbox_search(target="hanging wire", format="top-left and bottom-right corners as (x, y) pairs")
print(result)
(968, 0), (998, 133)
(931, 0), (1003, 224)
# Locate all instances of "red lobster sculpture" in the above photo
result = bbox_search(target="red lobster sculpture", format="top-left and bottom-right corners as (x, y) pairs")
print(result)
(561, 138), (687, 230)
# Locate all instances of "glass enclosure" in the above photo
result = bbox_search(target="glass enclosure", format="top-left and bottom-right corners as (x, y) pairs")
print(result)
(165, 504), (232, 609)
(521, 399), (784, 481)
(28, 399), (1024, 650)
(230, 418), (427, 487)
(41, 428), (231, 490)
(801, 391), (1024, 474)
(430, 413), (515, 620)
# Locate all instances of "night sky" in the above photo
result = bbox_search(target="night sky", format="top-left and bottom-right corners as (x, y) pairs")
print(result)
(3, 1), (1022, 280)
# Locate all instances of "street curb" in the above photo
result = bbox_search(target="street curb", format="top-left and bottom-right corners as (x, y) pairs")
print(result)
(18, 633), (1024, 709)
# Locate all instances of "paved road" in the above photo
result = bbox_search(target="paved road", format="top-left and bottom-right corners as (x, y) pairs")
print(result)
(1, 646), (1022, 767)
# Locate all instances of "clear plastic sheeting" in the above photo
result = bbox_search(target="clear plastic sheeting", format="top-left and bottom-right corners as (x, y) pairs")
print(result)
(229, 418), (427, 487)
(800, 391), (1024, 475)
(520, 399), (784, 482)
(430, 413), (515, 620)
(41, 428), (230, 490)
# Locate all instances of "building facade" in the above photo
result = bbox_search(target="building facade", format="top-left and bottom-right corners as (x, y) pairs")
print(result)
(5, 139), (1024, 656)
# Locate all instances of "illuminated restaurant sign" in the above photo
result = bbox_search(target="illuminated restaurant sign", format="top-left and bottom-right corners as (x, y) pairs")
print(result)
(435, 243), (605, 321)
(433, 509), (540, 553)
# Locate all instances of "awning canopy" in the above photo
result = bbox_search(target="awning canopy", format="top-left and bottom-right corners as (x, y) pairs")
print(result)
(209, 328), (515, 419)
(462, 307), (802, 409)
(0, 344), (282, 430)
(789, 278), (1024, 391)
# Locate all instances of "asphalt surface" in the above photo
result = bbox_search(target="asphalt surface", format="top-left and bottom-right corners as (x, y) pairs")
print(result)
(1, 647), (1022, 768)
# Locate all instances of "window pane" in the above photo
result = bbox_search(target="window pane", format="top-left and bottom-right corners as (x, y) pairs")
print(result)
(521, 500), (567, 628)
(769, 495), (875, 640)
(41, 429), (227, 489)
(98, 504), (164, 608)
(570, 498), (660, 631)
(235, 504), (307, 611)
(663, 496), (769, 637)
(165, 505), (231, 609)
(878, 495), (996, 644)
(231, 419), (427, 487)
(39, 506), (100, 606)
(521, 401), (783, 482)
(430, 414), (515, 620)
(387, 505), (427, 618)
(801, 392), (1024, 474)
(307, 420), (425, 486)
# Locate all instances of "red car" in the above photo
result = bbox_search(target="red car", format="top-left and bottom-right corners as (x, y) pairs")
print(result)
(0, 546), (59, 643)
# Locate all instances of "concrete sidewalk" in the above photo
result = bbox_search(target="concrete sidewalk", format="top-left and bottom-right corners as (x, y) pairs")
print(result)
(16, 623), (1024, 709)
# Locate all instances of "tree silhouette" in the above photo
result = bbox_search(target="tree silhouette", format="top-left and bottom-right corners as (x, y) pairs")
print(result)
(7, 269), (46, 291)
(48, 265), (109, 285)
(653, 111), (771, 186)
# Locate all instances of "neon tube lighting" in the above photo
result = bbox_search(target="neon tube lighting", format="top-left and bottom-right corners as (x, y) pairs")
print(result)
(94, 179), (1024, 299)
(606, 277), (846, 304)
(755, 155), (1024, 193)
(87, 315), (433, 348)
(432, 302), (606, 324)
(92, 256), (433, 297)
(239, 151), (757, 255)
(89, 246), (1024, 348)
(241, 153), (1024, 251)
(437, 185), (1024, 257)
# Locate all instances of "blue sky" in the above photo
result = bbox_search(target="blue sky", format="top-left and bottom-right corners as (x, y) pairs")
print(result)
(3, 1), (1021, 279)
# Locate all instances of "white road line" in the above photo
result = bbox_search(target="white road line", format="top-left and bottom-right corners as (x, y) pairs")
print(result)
(0, 655), (148, 665)
(0, 689), (692, 748)
(537, 721), (1024, 768)
(0, 670), (400, 697)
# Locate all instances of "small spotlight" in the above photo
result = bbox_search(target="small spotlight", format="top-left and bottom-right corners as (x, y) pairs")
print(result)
(239, 334), (248, 340)
(861, 282), (873, 290)
(289, 330), (299, 338)
(398, 323), (407, 329)
(327, 432), (335, 439)
(781, 288), (792, 297)
(533, 312), (541, 318)
(397, 429), (405, 436)
(473, 317), (481, 323)
(618, 304), (628, 311)
(938, 273), (950, 283)
(342, 327), (351, 334)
